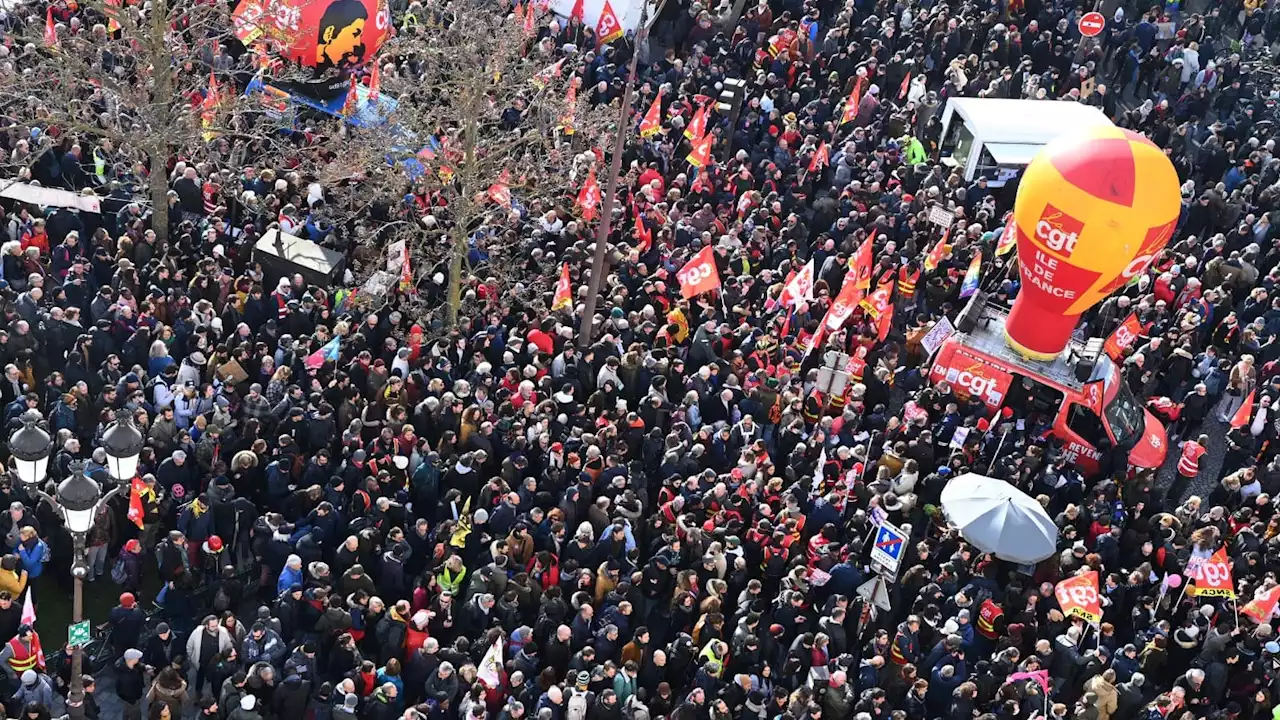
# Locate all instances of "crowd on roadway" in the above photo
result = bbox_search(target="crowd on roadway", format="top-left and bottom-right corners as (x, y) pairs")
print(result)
(0, 0), (1279, 719)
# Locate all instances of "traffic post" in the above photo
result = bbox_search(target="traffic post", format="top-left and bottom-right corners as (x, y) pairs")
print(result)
(1078, 12), (1106, 36)
(1075, 11), (1105, 36)
(1074, 12), (1106, 66)
(870, 520), (908, 578)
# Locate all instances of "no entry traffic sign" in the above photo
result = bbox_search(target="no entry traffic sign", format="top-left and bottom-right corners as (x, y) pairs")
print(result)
(1078, 12), (1105, 37)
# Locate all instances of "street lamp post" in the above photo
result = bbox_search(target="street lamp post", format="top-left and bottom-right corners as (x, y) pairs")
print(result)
(8, 412), (140, 720)
(10, 411), (51, 488)
(57, 462), (102, 720)
(101, 415), (144, 484)
(57, 461), (98, 712)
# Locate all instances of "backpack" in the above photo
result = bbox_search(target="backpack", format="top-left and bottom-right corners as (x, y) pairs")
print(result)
(212, 585), (232, 613)
(110, 556), (128, 584)
(567, 691), (590, 720)
(146, 376), (168, 408)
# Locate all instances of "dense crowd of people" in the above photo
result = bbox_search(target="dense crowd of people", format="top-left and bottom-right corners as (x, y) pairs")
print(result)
(0, 0), (1278, 718)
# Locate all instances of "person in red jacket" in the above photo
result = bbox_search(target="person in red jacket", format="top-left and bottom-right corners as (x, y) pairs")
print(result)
(404, 611), (430, 661)
(1167, 433), (1210, 503)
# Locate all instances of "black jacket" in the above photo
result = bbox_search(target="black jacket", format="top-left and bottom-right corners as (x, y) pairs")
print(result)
(143, 632), (182, 670)
(114, 659), (147, 703)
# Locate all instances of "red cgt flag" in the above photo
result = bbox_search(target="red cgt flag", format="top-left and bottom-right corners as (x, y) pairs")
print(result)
(635, 216), (653, 253)
(1054, 570), (1102, 623)
(684, 102), (710, 141)
(1188, 547), (1235, 598)
(923, 228), (950, 273)
(368, 59), (382, 103)
(686, 133), (714, 168)
(522, 1), (536, 32)
(639, 93), (662, 138)
(840, 77), (864, 125)
(1231, 389), (1256, 430)
(488, 169), (512, 206)
(127, 476), (147, 529)
(552, 263), (573, 311)
(676, 246), (721, 299)
(596, 0), (624, 45)
(569, 0), (583, 23)
(341, 75), (360, 116)
(104, 0), (122, 33)
(1082, 379), (1105, 416)
(530, 58), (565, 89)
(861, 280), (897, 342)
(559, 83), (577, 135)
(851, 232), (874, 291)
(576, 168), (601, 221)
(821, 276), (865, 333)
(899, 71), (912, 100)
(1102, 312), (1148, 361)
(807, 141), (829, 173)
(44, 6), (58, 48)
(1243, 584), (1280, 624)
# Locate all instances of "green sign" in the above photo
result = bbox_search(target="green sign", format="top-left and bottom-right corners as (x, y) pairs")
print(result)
(68, 620), (91, 648)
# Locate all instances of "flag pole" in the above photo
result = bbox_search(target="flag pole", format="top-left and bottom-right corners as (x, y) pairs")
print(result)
(987, 428), (1010, 474)
(1175, 578), (1192, 608)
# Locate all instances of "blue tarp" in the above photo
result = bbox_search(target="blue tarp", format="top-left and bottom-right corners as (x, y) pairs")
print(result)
(244, 76), (400, 128)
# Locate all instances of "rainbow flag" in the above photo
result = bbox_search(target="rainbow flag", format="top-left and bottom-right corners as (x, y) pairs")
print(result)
(305, 337), (340, 370)
(960, 250), (982, 298)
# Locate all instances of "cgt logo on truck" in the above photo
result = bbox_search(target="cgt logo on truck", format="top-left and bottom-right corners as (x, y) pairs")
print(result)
(934, 362), (1006, 405)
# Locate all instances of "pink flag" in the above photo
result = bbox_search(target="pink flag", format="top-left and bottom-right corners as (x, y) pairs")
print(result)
(1007, 670), (1049, 694)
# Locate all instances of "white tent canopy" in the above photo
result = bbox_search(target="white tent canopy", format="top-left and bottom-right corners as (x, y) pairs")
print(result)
(548, 0), (660, 35)
(0, 180), (101, 214)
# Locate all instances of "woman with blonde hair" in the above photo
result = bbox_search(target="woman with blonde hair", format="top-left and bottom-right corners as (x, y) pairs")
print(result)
(1218, 354), (1258, 422)
(16, 527), (48, 579)
(1188, 526), (1219, 562)
(265, 365), (291, 406)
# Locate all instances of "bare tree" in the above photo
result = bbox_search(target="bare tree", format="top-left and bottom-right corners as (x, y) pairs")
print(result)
(0, 0), (381, 250)
(349, 1), (616, 328)
(0, 0), (616, 331)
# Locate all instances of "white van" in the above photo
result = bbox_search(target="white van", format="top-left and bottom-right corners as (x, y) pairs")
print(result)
(938, 98), (1114, 187)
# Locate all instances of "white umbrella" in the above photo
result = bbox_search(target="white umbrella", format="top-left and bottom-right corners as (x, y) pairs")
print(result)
(940, 473), (1059, 565)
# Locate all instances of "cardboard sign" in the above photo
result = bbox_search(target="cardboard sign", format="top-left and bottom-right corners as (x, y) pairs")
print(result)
(215, 359), (249, 385)
(387, 239), (407, 272)
(928, 205), (955, 227)
(921, 317), (956, 357)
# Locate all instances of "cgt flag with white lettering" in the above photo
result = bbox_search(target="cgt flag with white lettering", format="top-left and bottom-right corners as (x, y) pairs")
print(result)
(1054, 570), (1102, 623)
(676, 246), (721, 299)
(1188, 547), (1235, 598)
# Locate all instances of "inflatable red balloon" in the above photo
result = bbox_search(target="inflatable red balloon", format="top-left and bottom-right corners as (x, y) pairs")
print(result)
(1005, 126), (1181, 360)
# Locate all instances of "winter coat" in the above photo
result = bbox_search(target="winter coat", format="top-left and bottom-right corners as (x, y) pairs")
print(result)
(1084, 675), (1119, 720)
(243, 629), (288, 667)
(148, 676), (190, 720)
